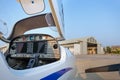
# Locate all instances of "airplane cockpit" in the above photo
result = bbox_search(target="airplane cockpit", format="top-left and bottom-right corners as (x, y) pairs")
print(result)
(0, 0), (77, 80)
(7, 34), (60, 70)
(0, 0), (62, 70)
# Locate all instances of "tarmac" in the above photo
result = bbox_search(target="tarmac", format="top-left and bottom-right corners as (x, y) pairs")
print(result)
(75, 54), (120, 80)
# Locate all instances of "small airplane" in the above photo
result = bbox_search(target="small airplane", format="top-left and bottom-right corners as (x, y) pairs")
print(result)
(1, 0), (120, 80)
(0, 0), (76, 80)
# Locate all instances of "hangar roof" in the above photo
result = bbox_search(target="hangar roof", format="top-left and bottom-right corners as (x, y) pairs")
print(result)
(59, 37), (99, 45)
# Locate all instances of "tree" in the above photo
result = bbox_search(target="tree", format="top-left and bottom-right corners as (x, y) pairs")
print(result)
(105, 46), (111, 53)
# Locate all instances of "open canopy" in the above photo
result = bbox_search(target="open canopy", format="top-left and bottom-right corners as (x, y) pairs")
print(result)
(0, 0), (64, 40)
(8, 13), (55, 39)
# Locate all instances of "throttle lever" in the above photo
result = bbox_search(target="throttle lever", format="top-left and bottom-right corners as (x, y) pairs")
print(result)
(27, 54), (39, 68)
(27, 58), (35, 68)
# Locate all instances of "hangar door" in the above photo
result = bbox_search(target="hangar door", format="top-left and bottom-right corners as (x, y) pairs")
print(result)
(87, 37), (97, 54)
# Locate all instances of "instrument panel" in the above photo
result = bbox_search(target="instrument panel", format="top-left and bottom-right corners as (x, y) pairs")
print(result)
(15, 35), (47, 42)
(9, 34), (60, 59)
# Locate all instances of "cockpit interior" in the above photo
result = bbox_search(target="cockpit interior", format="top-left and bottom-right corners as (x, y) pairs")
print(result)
(7, 34), (60, 70)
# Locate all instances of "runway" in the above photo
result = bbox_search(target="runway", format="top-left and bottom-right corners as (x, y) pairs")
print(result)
(75, 54), (120, 80)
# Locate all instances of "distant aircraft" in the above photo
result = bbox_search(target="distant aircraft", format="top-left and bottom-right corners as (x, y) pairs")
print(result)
(0, 0), (76, 80)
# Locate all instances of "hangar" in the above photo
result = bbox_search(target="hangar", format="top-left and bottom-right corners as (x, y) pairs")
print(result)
(59, 37), (104, 55)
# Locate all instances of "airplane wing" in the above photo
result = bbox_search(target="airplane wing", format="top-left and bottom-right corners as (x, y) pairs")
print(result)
(85, 64), (120, 73)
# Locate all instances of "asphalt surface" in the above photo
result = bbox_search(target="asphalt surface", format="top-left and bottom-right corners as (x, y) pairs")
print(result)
(75, 54), (120, 80)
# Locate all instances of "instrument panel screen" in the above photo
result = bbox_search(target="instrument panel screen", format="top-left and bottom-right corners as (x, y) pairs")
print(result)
(14, 41), (47, 54)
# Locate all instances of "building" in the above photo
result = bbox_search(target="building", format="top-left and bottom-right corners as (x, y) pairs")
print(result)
(111, 45), (120, 53)
(59, 37), (104, 55)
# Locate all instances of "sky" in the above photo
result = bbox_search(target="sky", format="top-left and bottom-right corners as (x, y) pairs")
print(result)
(63, 0), (120, 46)
(0, 0), (120, 46)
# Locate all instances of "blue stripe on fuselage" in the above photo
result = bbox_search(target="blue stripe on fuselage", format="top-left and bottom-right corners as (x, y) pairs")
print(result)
(40, 68), (72, 80)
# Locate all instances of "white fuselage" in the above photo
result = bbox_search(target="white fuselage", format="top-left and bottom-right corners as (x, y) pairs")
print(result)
(0, 46), (76, 80)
